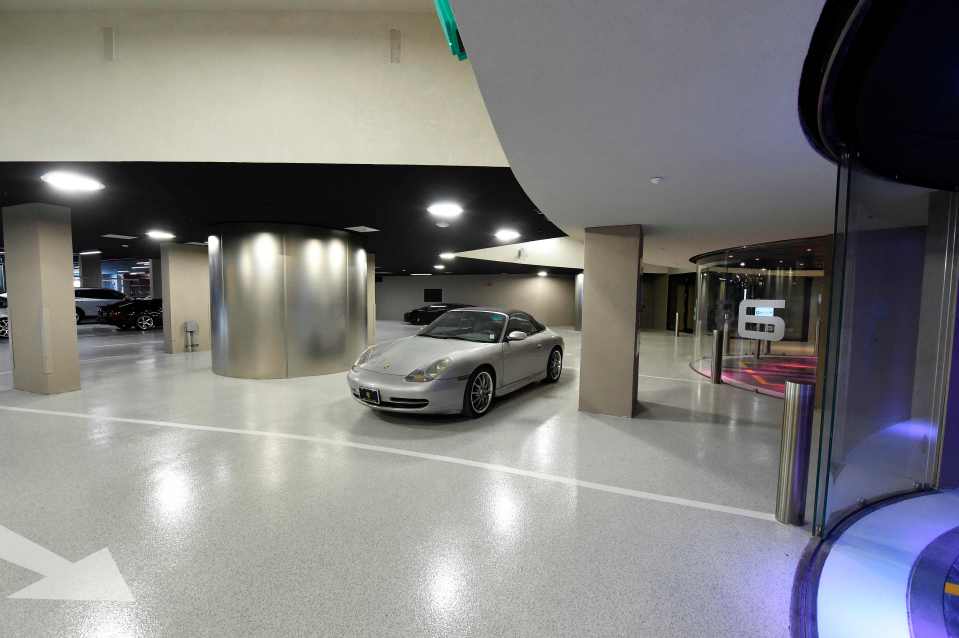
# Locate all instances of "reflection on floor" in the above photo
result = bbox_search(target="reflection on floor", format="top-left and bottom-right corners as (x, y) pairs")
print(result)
(720, 355), (818, 397)
(815, 490), (959, 638)
(0, 323), (806, 637)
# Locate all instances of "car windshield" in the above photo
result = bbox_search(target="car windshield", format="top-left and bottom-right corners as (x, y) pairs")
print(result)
(419, 310), (506, 343)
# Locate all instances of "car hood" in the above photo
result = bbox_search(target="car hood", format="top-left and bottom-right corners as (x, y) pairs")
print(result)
(359, 335), (491, 376)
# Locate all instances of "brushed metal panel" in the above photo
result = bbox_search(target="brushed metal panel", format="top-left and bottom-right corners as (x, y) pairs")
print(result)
(210, 224), (368, 379)
(285, 232), (349, 377)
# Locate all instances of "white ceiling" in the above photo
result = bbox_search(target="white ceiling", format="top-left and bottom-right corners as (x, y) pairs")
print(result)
(449, 0), (836, 268)
(0, 0), (430, 11)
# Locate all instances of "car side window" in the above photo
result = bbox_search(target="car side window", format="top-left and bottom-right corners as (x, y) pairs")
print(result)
(507, 316), (535, 336)
(512, 312), (544, 334)
(109, 290), (126, 299)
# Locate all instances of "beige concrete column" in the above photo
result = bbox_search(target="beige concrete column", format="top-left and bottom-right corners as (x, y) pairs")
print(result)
(79, 252), (101, 288)
(1, 203), (81, 394)
(578, 225), (642, 417)
(160, 244), (211, 354)
(366, 252), (376, 344)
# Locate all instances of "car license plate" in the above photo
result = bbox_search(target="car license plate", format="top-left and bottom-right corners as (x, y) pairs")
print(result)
(359, 387), (380, 404)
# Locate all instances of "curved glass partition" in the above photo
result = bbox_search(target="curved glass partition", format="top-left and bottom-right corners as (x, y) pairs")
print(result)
(691, 237), (831, 398)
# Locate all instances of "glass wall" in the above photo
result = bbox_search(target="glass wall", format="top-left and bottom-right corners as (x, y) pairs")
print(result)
(813, 159), (959, 535)
(691, 237), (830, 398)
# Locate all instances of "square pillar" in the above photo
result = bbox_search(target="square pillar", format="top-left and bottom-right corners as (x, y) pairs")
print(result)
(578, 225), (642, 417)
(79, 252), (102, 288)
(161, 244), (211, 354)
(149, 258), (162, 299)
(1, 203), (81, 394)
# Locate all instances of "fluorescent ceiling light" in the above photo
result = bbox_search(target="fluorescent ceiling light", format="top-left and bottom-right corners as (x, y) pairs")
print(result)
(78, 250), (102, 256)
(136, 261), (150, 265)
(537, 270), (548, 277)
(439, 252), (456, 260)
(185, 241), (208, 246)
(345, 225), (380, 233)
(494, 228), (521, 242)
(410, 273), (432, 276)
(131, 266), (149, 270)
(427, 202), (463, 219)
(102, 234), (137, 240)
(435, 221), (451, 228)
(41, 171), (104, 192)
(146, 229), (175, 240)
(434, 264), (445, 270)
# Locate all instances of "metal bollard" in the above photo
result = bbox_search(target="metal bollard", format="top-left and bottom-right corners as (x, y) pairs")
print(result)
(776, 381), (815, 525)
(710, 328), (724, 384)
(674, 312), (680, 337)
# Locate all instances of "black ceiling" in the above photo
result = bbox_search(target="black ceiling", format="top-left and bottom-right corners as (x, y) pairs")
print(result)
(0, 162), (576, 276)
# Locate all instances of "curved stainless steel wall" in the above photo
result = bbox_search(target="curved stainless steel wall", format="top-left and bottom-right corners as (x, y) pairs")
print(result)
(209, 224), (369, 379)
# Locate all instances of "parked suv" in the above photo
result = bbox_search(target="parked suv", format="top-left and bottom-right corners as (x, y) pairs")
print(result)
(75, 287), (128, 323)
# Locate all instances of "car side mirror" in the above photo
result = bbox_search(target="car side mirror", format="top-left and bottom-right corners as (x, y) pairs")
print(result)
(507, 330), (528, 341)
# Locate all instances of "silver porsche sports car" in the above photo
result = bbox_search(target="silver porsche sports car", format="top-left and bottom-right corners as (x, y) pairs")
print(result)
(347, 308), (564, 417)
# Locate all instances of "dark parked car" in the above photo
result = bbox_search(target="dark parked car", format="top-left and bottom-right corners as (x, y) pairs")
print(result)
(99, 298), (163, 331)
(403, 303), (472, 325)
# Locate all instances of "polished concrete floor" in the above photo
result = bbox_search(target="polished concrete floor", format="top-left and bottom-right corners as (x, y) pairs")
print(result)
(0, 322), (807, 637)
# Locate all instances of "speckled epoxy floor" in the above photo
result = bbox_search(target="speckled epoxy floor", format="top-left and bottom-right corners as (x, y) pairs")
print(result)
(0, 322), (807, 637)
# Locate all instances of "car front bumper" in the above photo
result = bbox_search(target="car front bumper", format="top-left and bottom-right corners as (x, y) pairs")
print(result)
(346, 367), (466, 415)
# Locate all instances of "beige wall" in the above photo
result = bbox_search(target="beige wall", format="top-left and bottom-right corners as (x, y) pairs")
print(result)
(579, 225), (642, 417)
(376, 274), (576, 326)
(2, 203), (81, 394)
(161, 244), (211, 354)
(0, 10), (507, 166)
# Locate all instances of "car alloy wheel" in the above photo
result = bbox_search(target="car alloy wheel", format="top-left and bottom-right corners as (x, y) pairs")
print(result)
(135, 314), (155, 331)
(468, 370), (494, 416)
(0, 318), (9, 339)
(75, 309), (81, 324)
(547, 348), (563, 382)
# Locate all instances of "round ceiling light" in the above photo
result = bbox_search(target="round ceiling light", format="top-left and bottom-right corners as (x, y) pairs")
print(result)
(434, 264), (445, 270)
(494, 228), (521, 242)
(435, 221), (451, 229)
(537, 270), (548, 277)
(439, 252), (455, 260)
(41, 171), (104, 192)
(427, 202), (464, 219)
(146, 229), (175, 240)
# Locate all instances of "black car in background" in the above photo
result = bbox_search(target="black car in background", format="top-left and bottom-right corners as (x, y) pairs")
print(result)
(99, 298), (163, 331)
(403, 303), (472, 325)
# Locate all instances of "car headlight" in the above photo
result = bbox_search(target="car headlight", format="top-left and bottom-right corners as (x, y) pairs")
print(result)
(405, 357), (452, 382)
(352, 346), (376, 369)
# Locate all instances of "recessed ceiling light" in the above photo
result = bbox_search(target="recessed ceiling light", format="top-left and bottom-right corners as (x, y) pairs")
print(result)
(78, 250), (101, 256)
(427, 202), (463, 219)
(121, 244), (129, 248)
(494, 228), (521, 242)
(439, 252), (455, 260)
(102, 234), (137, 240)
(345, 225), (380, 233)
(41, 171), (104, 192)
(649, 176), (664, 185)
(537, 270), (548, 277)
(434, 264), (445, 270)
(146, 229), (175, 240)
(739, 262), (746, 267)
(435, 221), (451, 229)
(410, 273), (432, 276)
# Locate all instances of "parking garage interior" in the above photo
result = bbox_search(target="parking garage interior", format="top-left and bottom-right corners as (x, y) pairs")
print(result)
(0, 2), (957, 638)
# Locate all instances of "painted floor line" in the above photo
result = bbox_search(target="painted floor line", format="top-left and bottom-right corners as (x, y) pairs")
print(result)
(0, 403), (776, 523)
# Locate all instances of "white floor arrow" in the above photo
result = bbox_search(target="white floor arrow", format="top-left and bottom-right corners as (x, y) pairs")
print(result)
(0, 524), (133, 601)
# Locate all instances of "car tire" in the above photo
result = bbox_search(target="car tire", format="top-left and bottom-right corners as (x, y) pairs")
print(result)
(0, 317), (9, 340)
(545, 347), (563, 383)
(462, 367), (495, 418)
(135, 314), (156, 331)
(75, 308), (84, 324)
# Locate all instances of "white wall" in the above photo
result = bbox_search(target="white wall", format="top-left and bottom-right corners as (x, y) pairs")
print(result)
(0, 10), (507, 165)
(376, 274), (576, 326)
